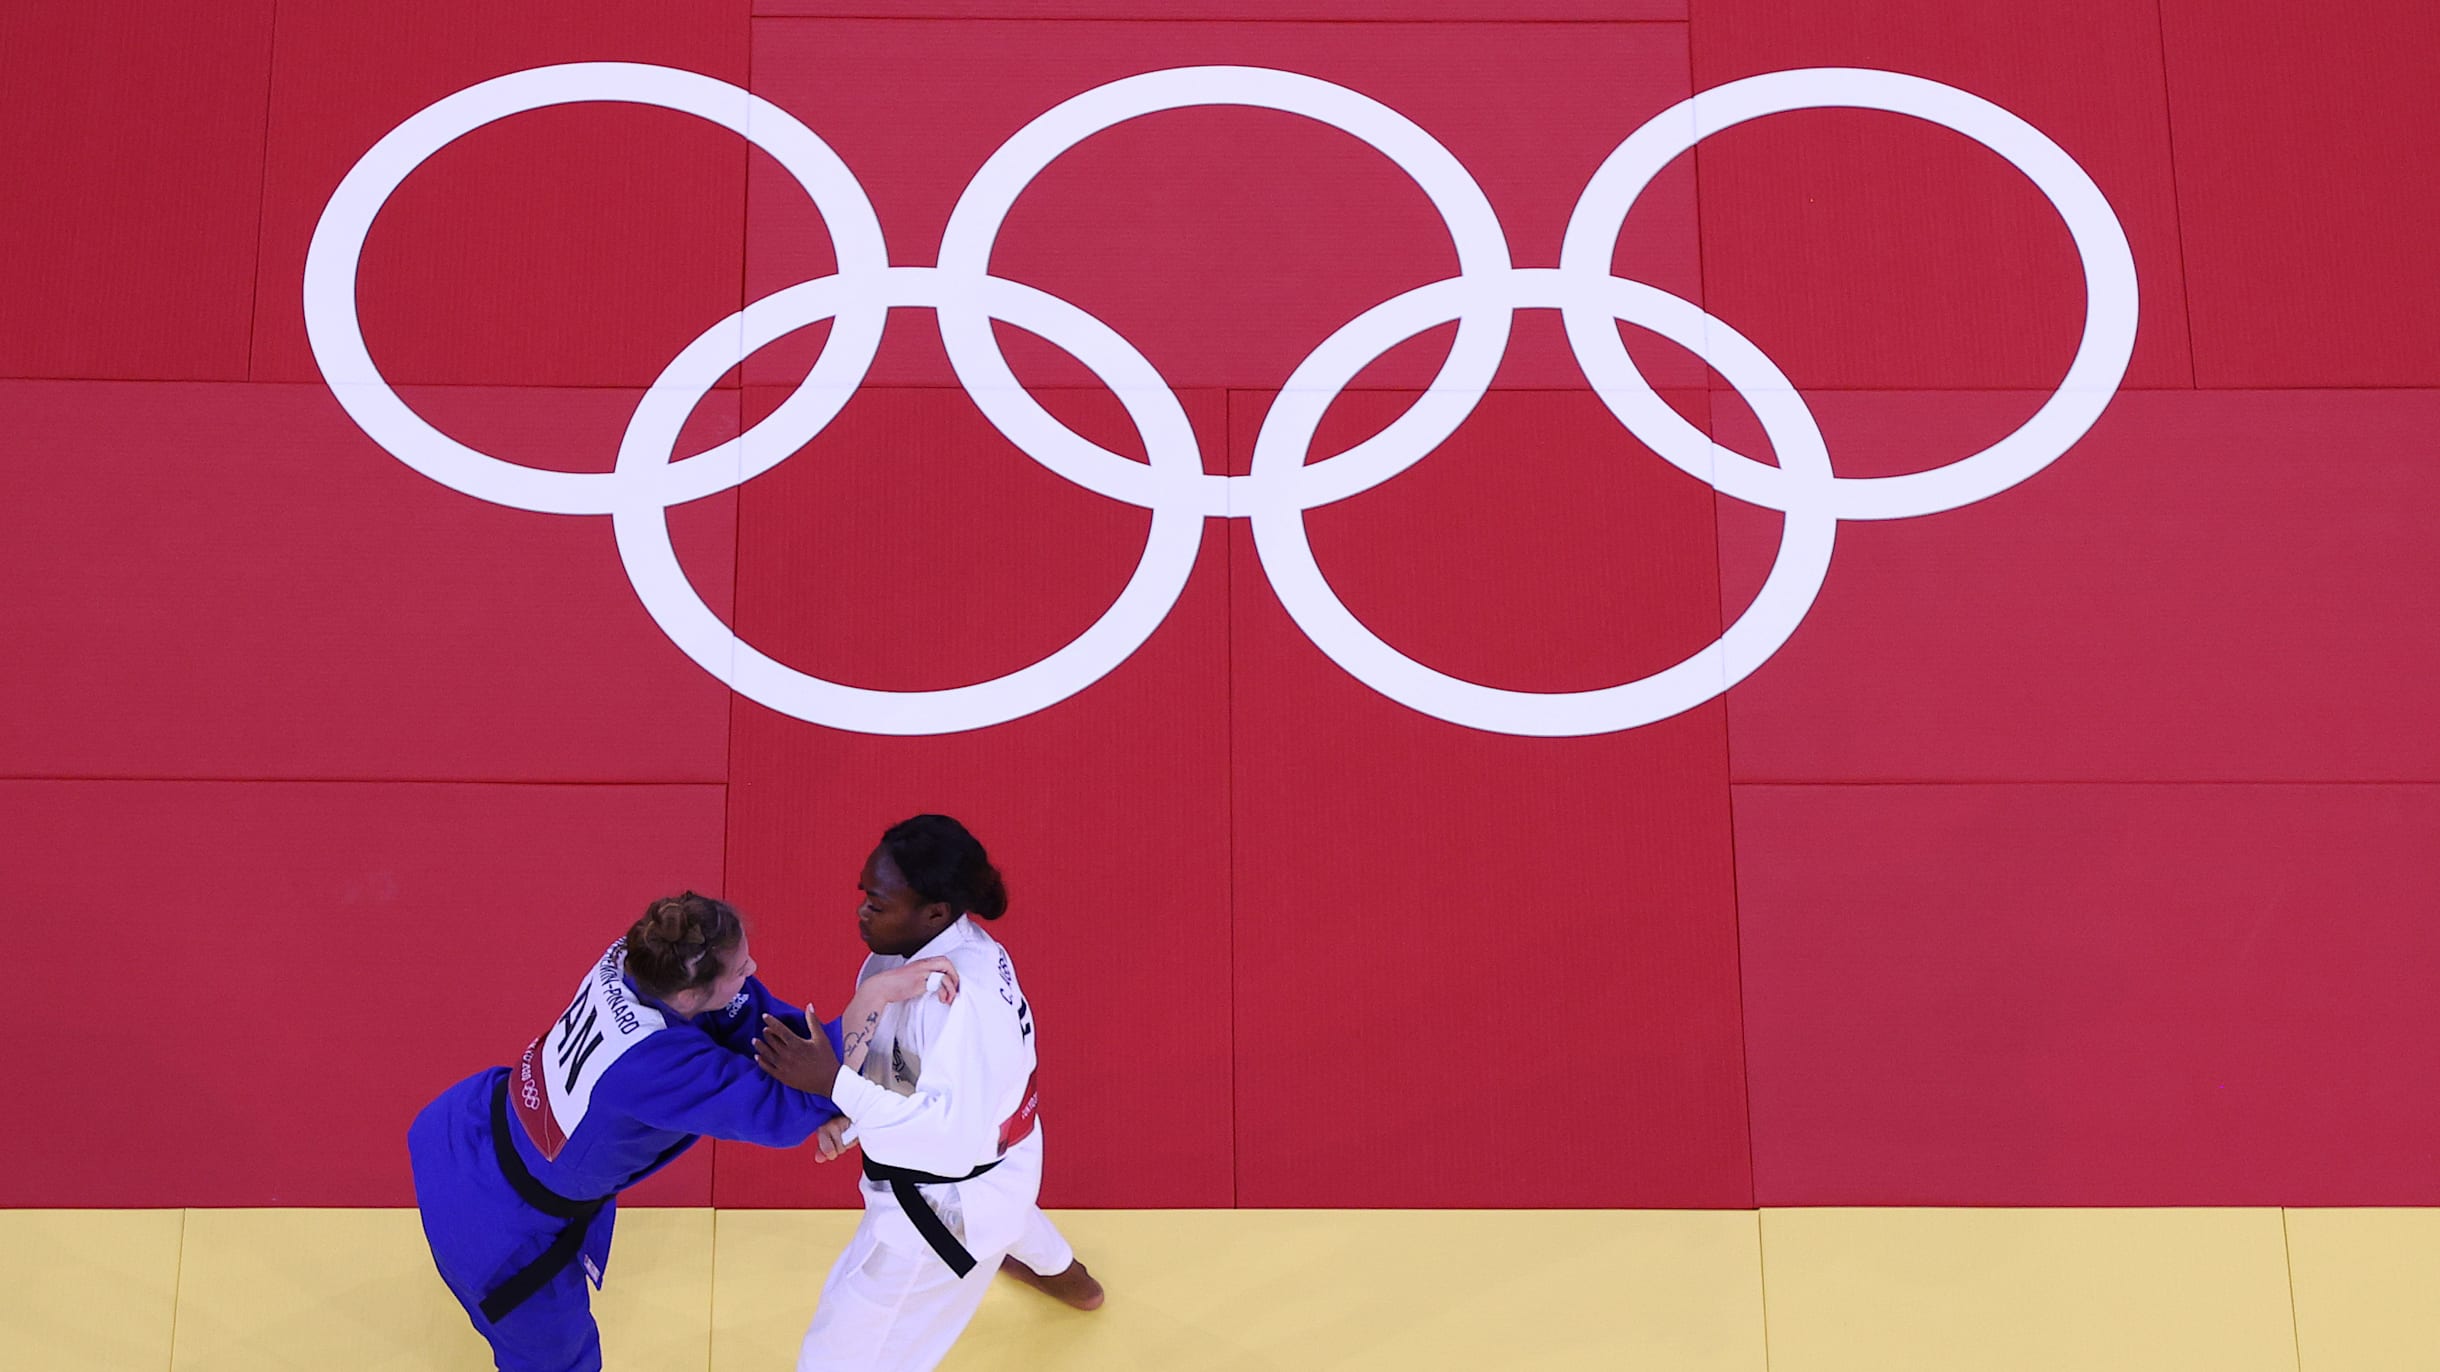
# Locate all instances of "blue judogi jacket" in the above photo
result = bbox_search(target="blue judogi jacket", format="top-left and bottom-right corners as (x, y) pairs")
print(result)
(409, 940), (845, 1315)
(502, 967), (846, 1201)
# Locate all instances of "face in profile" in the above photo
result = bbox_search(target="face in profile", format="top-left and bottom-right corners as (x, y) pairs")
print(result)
(857, 846), (951, 957)
(666, 934), (756, 1017)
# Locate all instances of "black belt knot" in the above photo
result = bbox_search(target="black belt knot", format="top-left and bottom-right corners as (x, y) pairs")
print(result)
(862, 1154), (1001, 1277)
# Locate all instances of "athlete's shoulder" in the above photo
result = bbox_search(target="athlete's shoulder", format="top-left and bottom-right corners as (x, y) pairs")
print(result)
(962, 921), (1021, 977)
(946, 923), (1029, 1032)
(594, 1018), (723, 1091)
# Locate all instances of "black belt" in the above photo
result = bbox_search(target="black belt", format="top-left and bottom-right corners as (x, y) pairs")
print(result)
(478, 1075), (693, 1323)
(861, 1154), (1002, 1277)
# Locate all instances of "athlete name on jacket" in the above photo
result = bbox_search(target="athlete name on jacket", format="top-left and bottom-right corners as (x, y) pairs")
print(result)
(512, 940), (667, 1160)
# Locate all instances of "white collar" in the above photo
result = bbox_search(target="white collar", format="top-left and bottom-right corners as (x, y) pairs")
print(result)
(906, 914), (974, 963)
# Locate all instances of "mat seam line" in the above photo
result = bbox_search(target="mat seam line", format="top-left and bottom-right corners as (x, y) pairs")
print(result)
(1728, 779), (2440, 788)
(2280, 1208), (2305, 1372)
(703, 1209), (721, 1372)
(1754, 1209), (1774, 1372)
(8, 375), (2427, 393)
(241, 0), (279, 383)
(1682, 1), (1761, 1220)
(1690, 10), (1771, 1354)
(0, 776), (736, 787)
(714, 10), (757, 1224)
(747, 14), (1694, 25)
(2151, 0), (2202, 388)
(165, 1208), (188, 1372)
(1224, 387), (1241, 1212)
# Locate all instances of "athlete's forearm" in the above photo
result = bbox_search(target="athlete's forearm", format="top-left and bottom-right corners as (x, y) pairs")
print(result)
(825, 1001), (1008, 1172)
(835, 990), (888, 1072)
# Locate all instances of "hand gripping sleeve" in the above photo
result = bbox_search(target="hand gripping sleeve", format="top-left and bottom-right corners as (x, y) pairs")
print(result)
(826, 992), (1009, 1176)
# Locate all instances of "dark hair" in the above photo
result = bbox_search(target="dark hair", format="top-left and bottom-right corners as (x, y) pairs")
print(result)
(881, 815), (1008, 921)
(624, 891), (743, 999)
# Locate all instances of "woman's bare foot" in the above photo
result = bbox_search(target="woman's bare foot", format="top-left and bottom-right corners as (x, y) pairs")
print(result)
(998, 1255), (1105, 1311)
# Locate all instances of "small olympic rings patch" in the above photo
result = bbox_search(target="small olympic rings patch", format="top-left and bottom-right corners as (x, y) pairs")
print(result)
(304, 62), (2136, 737)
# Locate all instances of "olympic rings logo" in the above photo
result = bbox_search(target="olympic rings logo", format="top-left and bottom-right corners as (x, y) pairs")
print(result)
(305, 62), (2136, 737)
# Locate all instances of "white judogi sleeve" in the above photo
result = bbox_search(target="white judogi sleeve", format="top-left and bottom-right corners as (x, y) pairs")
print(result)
(826, 925), (1035, 1177)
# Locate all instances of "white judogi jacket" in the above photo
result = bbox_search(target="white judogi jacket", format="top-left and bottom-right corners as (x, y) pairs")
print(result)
(829, 916), (1041, 1182)
(797, 916), (1074, 1371)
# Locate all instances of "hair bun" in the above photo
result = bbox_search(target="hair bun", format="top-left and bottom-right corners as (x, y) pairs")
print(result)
(649, 900), (701, 948)
(625, 891), (743, 999)
(969, 866), (1009, 921)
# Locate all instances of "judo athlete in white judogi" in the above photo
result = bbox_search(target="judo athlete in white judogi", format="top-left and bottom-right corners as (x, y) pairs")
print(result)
(757, 814), (1104, 1372)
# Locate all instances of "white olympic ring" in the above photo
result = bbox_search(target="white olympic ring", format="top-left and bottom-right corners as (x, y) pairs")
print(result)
(304, 61), (2137, 738)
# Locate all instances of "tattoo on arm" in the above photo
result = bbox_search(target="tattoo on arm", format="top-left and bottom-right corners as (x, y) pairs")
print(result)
(841, 1010), (883, 1071)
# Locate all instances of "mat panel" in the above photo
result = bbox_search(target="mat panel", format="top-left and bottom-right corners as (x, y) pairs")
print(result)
(0, 1209), (183, 1372)
(1757, 1207), (2297, 1372)
(2285, 1208), (2440, 1372)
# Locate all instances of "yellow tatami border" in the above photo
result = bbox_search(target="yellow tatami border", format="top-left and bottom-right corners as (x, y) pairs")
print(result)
(1, 1207), (2429, 1371)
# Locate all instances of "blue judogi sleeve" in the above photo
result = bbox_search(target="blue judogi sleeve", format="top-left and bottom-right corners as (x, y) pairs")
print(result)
(602, 1014), (848, 1148)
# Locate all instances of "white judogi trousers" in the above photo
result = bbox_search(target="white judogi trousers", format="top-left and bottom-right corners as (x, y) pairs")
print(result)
(797, 1126), (1074, 1372)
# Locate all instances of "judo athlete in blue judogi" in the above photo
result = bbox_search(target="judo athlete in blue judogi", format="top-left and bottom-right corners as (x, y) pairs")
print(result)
(408, 890), (959, 1372)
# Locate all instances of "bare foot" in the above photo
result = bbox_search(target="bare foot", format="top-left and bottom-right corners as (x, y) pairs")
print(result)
(999, 1255), (1105, 1311)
